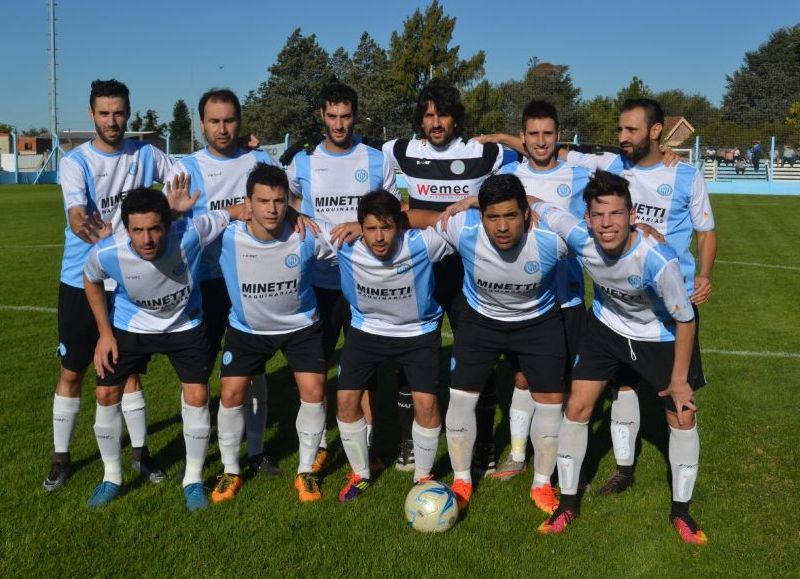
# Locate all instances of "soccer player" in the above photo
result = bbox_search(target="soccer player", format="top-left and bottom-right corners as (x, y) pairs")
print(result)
(165, 88), (281, 476)
(562, 99), (716, 495)
(83, 187), (243, 511)
(488, 102), (589, 505)
(45, 79), (171, 491)
(286, 82), (398, 472)
(383, 80), (516, 474)
(212, 163), (330, 503)
(332, 191), (452, 501)
(408, 174), (568, 511)
(535, 171), (708, 545)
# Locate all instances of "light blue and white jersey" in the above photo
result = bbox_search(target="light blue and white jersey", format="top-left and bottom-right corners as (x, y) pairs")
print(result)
(328, 225), (452, 337)
(59, 139), (172, 288)
(219, 220), (336, 335)
(286, 142), (398, 290)
(501, 160), (589, 308)
(566, 151), (715, 294)
(167, 147), (278, 281)
(436, 208), (567, 322)
(535, 202), (694, 342)
(84, 211), (230, 334)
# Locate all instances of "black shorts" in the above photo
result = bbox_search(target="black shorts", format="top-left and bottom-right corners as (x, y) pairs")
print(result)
(572, 312), (706, 412)
(338, 327), (440, 395)
(451, 306), (566, 394)
(433, 253), (466, 331)
(57, 282), (112, 372)
(313, 286), (351, 361)
(96, 325), (210, 386)
(220, 324), (327, 377)
(200, 277), (231, 365)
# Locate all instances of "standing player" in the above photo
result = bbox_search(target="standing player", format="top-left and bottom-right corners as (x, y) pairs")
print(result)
(383, 80), (516, 474)
(83, 188), (243, 511)
(487, 102), (589, 508)
(535, 171), (708, 544)
(165, 89), (280, 476)
(45, 79), (171, 491)
(286, 83), (398, 471)
(407, 174), (568, 511)
(331, 191), (452, 501)
(562, 99), (716, 495)
(212, 163), (330, 503)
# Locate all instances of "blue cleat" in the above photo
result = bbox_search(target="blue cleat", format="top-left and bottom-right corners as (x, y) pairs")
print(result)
(183, 482), (209, 513)
(87, 481), (123, 509)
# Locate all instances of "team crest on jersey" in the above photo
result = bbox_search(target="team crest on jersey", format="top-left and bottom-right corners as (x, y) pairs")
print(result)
(128, 162), (138, 176)
(557, 184), (571, 197)
(173, 262), (187, 276)
(524, 261), (540, 274)
(397, 263), (411, 274)
(354, 169), (368, 183)
(627, 275), (642, 288)
(285, 253), (300, 268)
(656, 184), (673, 197)
(222, 351), (233, 365)
(450, 160), (466, 175)
(450, 356), (456, 371)
(56, 342), (66, 358)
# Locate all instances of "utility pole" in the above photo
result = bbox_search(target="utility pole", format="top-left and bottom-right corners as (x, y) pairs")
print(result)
(48, 0), (59, 171)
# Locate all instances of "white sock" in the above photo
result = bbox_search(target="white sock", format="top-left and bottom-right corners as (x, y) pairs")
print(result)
(530, 401), (562, 488)
(121, 390), (147, 449)
(182, 396), (211, 487)
(556, 416), (588, 496)
(669, 422), (700, 502)
(611, 389), (640, 466)
(445, 388), (479, 483)
(366, 423), (374, 449)
(337, 417), (370, 479)
(412, 421), (440, 482)
(53, 394), (81, 454)
(296, 401), (325, 473)
(94, 403), (123, 485)
(244, 374), (267, 458)
(509, 387), (535, 462)
(217, 403), (244, 475)
(319, 427), (328, 450)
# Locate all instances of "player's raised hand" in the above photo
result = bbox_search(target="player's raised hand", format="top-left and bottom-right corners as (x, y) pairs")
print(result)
(659, 380), (696, 426)
(165, 173), (200, 214)
(660, 147), (681, 167)
(285, 207), (319, 240)
(94, 331), (118, 380)
(80, 210), (111, 243)
(438, 197), (478, 231)
(691, 275), (713, 305)
(330, 222), (362, 247)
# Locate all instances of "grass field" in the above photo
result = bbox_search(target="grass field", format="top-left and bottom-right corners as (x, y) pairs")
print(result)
(0, 185), (798, 577)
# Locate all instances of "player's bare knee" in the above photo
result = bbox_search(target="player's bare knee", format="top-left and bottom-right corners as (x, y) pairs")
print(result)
(336, 390), (363, 422)
(122, 374), (143, 393)
(666, 408), (696, 429)
(296, 373), (325, 404)
(57, 367), (84, 397)
(565, 398), (592, 422)
(182, 384), (209, 407)
(532, 392), (563, 405)
(412, 393), (440, 427)
(96, 385), (123, 406)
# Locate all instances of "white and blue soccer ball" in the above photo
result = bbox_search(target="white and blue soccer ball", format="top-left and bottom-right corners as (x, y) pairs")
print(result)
(404, 480), (459, 533)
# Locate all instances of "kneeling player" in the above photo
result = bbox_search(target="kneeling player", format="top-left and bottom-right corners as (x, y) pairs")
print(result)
(213, 163), (330, 503)
(333, 191), (452, 501)
(410, 174), (568, 511)
(534, 171), (707, 545)
(84, 188), (241, 511)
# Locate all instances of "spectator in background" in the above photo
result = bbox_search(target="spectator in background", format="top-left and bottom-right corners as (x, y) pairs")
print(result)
(704, 146), (716, 162)
(751, 140), (762, 173)
(724, 148), (734, 166)
(735, 156), (746, 175)
(781, 145), (796, 167)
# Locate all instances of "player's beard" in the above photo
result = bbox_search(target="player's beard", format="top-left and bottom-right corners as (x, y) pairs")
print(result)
(620, 137), (651, 165)
(326, 125), (354, 150)
(95, 120), (126, 149)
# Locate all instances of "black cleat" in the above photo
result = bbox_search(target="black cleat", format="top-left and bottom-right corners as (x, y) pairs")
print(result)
(598, 468), (635, 496)
(471, 443), (496, 478)
(248, 453), (281, 477)
(131, 447), (166, 484)
(43, 460), (71, 492)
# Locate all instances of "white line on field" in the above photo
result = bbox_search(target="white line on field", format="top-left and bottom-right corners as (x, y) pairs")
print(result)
(0, 304), (57, 313)
(0, 244), (61, 249)
(716, 259), (800, 272)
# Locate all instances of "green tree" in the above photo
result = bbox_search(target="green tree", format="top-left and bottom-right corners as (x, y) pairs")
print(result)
(388, 0), (485, 123)
(242, 28), (335, 143)
(22, 127), (48, 136)
(169, 99), (193, 153)
(130, 112), (143, 132)
(787, 100), (800, 128)
(653, 89), (720, 129)
(0, 123), (14, 133)
(722, 24), (800, 125)
(617, 76), (652, 103)
(463, 80), (507, 135)
(577, 96), (617, 145)
(141, 109), (166, 136)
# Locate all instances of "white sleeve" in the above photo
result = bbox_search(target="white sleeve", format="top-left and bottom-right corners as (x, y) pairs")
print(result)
(566, 151), (618, 172)
(83, 246), (107, 284)
(382, 140), (400, 171)
(152, 147), (173, 183)
(534, 202), (586, 256)
(286, 158), (302, 199)
(654, 259), (695, 323)
(420, 227), (454, 262)
(383, 155), (399, 198)
(59, 155), (87, 211)
(314, 221), (338, 261)
(689, 171), (715, 232)
(192, 210), (231, 248)
(433, 209), (464, 248)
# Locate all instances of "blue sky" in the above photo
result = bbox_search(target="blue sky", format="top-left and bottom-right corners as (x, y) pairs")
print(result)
(2, 0), (796, 133)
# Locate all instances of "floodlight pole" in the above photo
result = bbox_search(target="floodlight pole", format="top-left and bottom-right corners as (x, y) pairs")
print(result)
(48, 0), (60, 174)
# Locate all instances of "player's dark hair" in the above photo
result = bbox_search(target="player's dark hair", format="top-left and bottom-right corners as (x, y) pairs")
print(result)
(90, 79), (131, 114)
(413, 80), (465, 138)
(121, 188), (172, 229)
(478, 174), (528, 213)
(246, 162), (289, 199)
(521, 100), (559, 130)
(583, 170), (633, 211)
(620, 98), (664, 140)
(319, 82), (358, 116)
(199, 88), (241, 121)
(357, 190), (402, 228)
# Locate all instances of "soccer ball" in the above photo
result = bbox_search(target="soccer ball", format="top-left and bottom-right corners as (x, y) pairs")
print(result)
(404, 480), (459, 533)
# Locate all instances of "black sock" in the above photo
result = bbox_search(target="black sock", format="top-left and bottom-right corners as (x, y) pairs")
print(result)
(670, 500), (691, 518)
(475, 382), (497, 445)
(53, 451), (70, 464)
(131, 446), (145, 462)
(616, 464), (634, 478)
(559, 493), (580, 513)
(397, 369), (414, 441)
